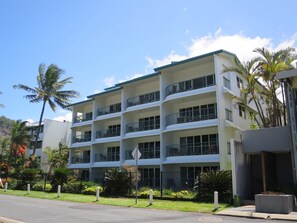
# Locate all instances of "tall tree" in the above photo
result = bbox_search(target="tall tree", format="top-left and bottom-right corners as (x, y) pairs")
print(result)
(10, 120), (31, 162)
(224, 47), (297, 128)
(13, 64), (79, 155)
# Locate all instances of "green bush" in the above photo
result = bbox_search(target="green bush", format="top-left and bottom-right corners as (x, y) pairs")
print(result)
(82, 186), (103, 195)
(32, 183), (52, 192)
(103, 169), (131, 196)
(162, 188), (174, 196)
(194, 170), (232, 202)
(63, 181), (84, 194)
(51, 167), (71, 191)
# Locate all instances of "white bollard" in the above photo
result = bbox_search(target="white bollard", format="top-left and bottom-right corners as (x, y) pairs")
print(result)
(149, 189), (153, 205)
(27, 184), (30, 194)
(214, 191), (218, 209)
(57, 185), (61, 197)
(96, 187), (100, 201)
(4, 182), (8, 192)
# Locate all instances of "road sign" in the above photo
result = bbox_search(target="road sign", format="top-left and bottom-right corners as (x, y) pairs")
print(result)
(132, 146), (141, 160)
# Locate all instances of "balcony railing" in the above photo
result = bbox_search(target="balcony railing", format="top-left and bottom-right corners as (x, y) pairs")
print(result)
(166, 143), (219, 157)
(125, 148), (160, 159)
(126, 121), (160, 133)
(127, 91), (160, 107)
(73, 113), (93, 123)
(166, 74), (215, 96)
(96, 129), (121, 138)
(97, 103), (121, 116)
(94, 153), (120, 162)
(166, 109), (217, 126)
(72, 135), (92, 143)
(71, 155), (90, 164)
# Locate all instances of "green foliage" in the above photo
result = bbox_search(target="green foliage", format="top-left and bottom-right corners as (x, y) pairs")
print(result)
(63, 181), (84, 193)
(103, 168), (131, 196)
(195, 170), (232, 202)
(44, 143), (69, 172)
(18, 168), (40, 188)
(51, 167), (71, 191)
(32, 183), (52, 192)
(82, 186), (103, 195)
(13, 64), (80, 156)
(162, 188), (174, 196)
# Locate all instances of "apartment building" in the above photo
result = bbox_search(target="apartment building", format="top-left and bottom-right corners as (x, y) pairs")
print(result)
(26, 119), (72, 166)
(68, 50), (254, 189)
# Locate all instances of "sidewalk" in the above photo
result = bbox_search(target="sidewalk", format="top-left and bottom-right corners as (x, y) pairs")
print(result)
(215, 205), (297, 221)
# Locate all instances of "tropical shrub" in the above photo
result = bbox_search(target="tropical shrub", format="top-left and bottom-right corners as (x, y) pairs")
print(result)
(32, 183), (52, 192)
(194, 170), (232, 202)
(82, 186), (103, 195)
(50, 167), (71, 191)
(103, 168), (131, 196)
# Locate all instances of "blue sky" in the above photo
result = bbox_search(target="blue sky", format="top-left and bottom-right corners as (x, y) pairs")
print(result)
(1, 0), (296, 122)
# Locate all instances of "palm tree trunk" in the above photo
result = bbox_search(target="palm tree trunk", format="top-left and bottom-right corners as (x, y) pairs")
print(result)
(32, 100), (46, 156)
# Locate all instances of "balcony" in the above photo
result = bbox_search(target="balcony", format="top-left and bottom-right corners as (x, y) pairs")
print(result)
(94, 153), (120, 162)
(166, 108), (217, 127)
(166, 74), (215, 96)
(71, 155), (90, 164)
(96, 129), (121, 138)
(97, 103), (121, 117)
(73, 112), (93, 123)
(126, 121), (160, 133)
(166, 143), (219, 157)
(127, 91), (160, 107)
(72, 135), (91, 143)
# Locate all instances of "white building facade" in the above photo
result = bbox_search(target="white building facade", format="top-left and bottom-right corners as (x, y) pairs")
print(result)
(68, 50), (254, 189)
(27, 119), (72, 165)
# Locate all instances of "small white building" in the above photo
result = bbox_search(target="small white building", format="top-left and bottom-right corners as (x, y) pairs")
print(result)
(67, 50), (256, 188)
(26, 119), (72, 166)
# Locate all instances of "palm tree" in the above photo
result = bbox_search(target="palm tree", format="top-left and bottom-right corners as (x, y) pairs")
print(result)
(10, 120), (32, 163)
(224, 47), (297, 128)
(254, 47), (297, 127)
(13, 64), (79, 155)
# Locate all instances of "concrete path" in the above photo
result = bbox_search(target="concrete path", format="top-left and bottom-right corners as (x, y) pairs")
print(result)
(216, 205), (297, 221)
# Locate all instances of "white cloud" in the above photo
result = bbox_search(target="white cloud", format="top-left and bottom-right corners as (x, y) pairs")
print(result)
(25, 119), (34, 124)
(104, 76), (116, 87)
(53, 111), (72, 122)
(119, 73), (144, 83)
(146, 30), (297, 69)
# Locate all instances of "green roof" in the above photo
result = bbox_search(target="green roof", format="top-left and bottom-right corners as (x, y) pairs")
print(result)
(154, 49), (237, 71)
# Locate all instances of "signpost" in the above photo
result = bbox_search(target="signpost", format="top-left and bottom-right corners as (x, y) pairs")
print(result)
(132, 145), (141, 204)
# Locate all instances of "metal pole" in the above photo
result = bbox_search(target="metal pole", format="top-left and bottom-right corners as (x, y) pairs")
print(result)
(4, 182), (7, 192)
(27, 184), (30, 194)
(135, 150), (138, 205)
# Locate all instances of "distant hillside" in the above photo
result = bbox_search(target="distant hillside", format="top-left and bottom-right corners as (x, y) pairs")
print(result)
(0, 116), (14, 140)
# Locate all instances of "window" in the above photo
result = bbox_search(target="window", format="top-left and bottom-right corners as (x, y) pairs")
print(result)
(107, 146), (120, 161)
(139, 168), (160, 188)
(227, 142), (231, 155)
(179, 104), (216, 122)
(107, 124), (121, 136)
(237, 77), (243, 89)
(239, 105), (246, 118)
(139, 115), (160, 130)
(139, 141), (160, 159)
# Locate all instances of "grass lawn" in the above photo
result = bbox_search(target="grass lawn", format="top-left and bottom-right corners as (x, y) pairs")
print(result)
(0, 189), (230, 213)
